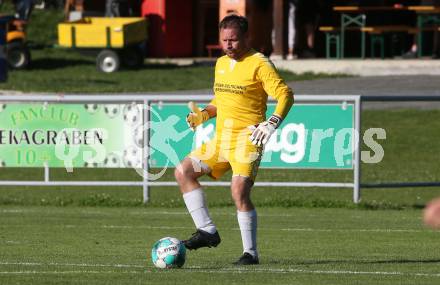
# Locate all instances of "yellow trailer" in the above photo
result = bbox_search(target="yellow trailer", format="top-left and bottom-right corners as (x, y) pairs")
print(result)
(58, 17), (147, 73)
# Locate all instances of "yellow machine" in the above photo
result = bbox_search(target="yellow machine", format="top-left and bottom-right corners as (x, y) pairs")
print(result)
(0, 0), (33, 70)
(0, 0), (34, 69)
(58, 17), (147, 72)
(5, 18), (29, 69)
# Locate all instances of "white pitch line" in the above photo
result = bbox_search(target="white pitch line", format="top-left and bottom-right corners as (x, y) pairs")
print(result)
(205, 268), (440, 277)
(95, 225), (437, 233)
(3, 208), (416, 219)
(1, 223), (431, 233)
(0, 262), (143, 269)
(128, 211), (321, 218)
(101, 225), (191, 230)
(0, 263), (439, 278)
(0, 270), (145, 274)
(280, 228), (430, 233)
(0, 208), (422, 226)
(4, 241), (21, 244)
(1, 209), (308, 218)
(0, 209), (26, 213)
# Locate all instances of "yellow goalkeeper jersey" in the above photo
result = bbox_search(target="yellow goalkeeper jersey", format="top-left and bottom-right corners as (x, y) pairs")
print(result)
(211, 49), (294, 137)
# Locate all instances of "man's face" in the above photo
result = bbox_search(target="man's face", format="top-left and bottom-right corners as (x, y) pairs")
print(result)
(220, 27), (248, 60)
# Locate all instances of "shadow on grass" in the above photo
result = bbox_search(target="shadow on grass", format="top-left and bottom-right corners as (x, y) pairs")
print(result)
(141, 60), (215, 70)
(142, 63), (182, 69)
(165, 257), (440, 270)
(284, 258), (440, 266)
(27, 60), (210, 71)
(28, 58), (93, 70)
(140, 62), (214, 69)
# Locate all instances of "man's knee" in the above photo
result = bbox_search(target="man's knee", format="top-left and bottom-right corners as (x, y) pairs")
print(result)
(231, 190), (248, 205)
(174, 158), (202, 183)
(174, 166), (184, 183)
(174, 163), (190, 183)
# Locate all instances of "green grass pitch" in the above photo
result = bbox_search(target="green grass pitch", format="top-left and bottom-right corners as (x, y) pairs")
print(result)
(0, 110), (440, 284)
(1, 206), (440, 284)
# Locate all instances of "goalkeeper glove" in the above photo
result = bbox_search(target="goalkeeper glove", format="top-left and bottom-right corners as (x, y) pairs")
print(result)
(249, 115), (282, 146)
(186, 101), (210, 131)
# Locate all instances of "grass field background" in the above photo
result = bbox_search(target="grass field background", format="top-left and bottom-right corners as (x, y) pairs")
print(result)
(1, 109), (440, 284)
(1, 206), (439, 284)
(1, 109), (439, 209)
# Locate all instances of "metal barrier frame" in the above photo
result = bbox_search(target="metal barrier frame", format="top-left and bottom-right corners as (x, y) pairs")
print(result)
(360, 95), (440, 190)
(0, 94), (362, 203)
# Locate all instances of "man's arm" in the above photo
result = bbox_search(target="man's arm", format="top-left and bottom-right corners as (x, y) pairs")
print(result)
(257, 58), (294, 120)
(249, 58), (294, 146)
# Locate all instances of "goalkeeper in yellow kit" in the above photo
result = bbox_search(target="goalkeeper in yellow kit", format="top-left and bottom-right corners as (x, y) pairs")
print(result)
(175, 14), (294, 265)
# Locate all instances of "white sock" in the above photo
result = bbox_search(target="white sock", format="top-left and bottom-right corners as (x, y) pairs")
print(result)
(237, 209), (258, 258)
(183, 188), (217, 234)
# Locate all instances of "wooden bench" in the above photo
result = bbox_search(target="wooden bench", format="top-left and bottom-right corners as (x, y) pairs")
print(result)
(319, 26), (341, 58)
(360, 25), (418, 34)
(319, 26), (362, 58)
(320, 25), (431, 59)
(361, 25), (428, 58)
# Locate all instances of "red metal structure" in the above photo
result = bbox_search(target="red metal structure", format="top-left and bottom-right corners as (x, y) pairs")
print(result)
(142, 0), (193, 57)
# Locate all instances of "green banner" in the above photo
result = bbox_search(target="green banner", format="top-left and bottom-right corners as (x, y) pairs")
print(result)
(149, 103), (354, 169)
(0, 102), (354, 170)
(0, 103), (143, 168)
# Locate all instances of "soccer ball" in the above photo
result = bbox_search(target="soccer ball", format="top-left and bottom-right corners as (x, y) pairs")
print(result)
(132, 125), (145, 147)
(104, 104), (120, 118)
(84, 104), (99, 114)
(122, 145), (142, 168)
(83, 161), (98, 168)
(103, 152), (120, 168)
(123, 103), (141, 125)
(151, 237), (186, 269)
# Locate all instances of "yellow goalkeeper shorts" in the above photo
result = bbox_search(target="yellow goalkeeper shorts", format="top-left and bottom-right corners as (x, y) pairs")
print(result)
(189, 135), (263, 182)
